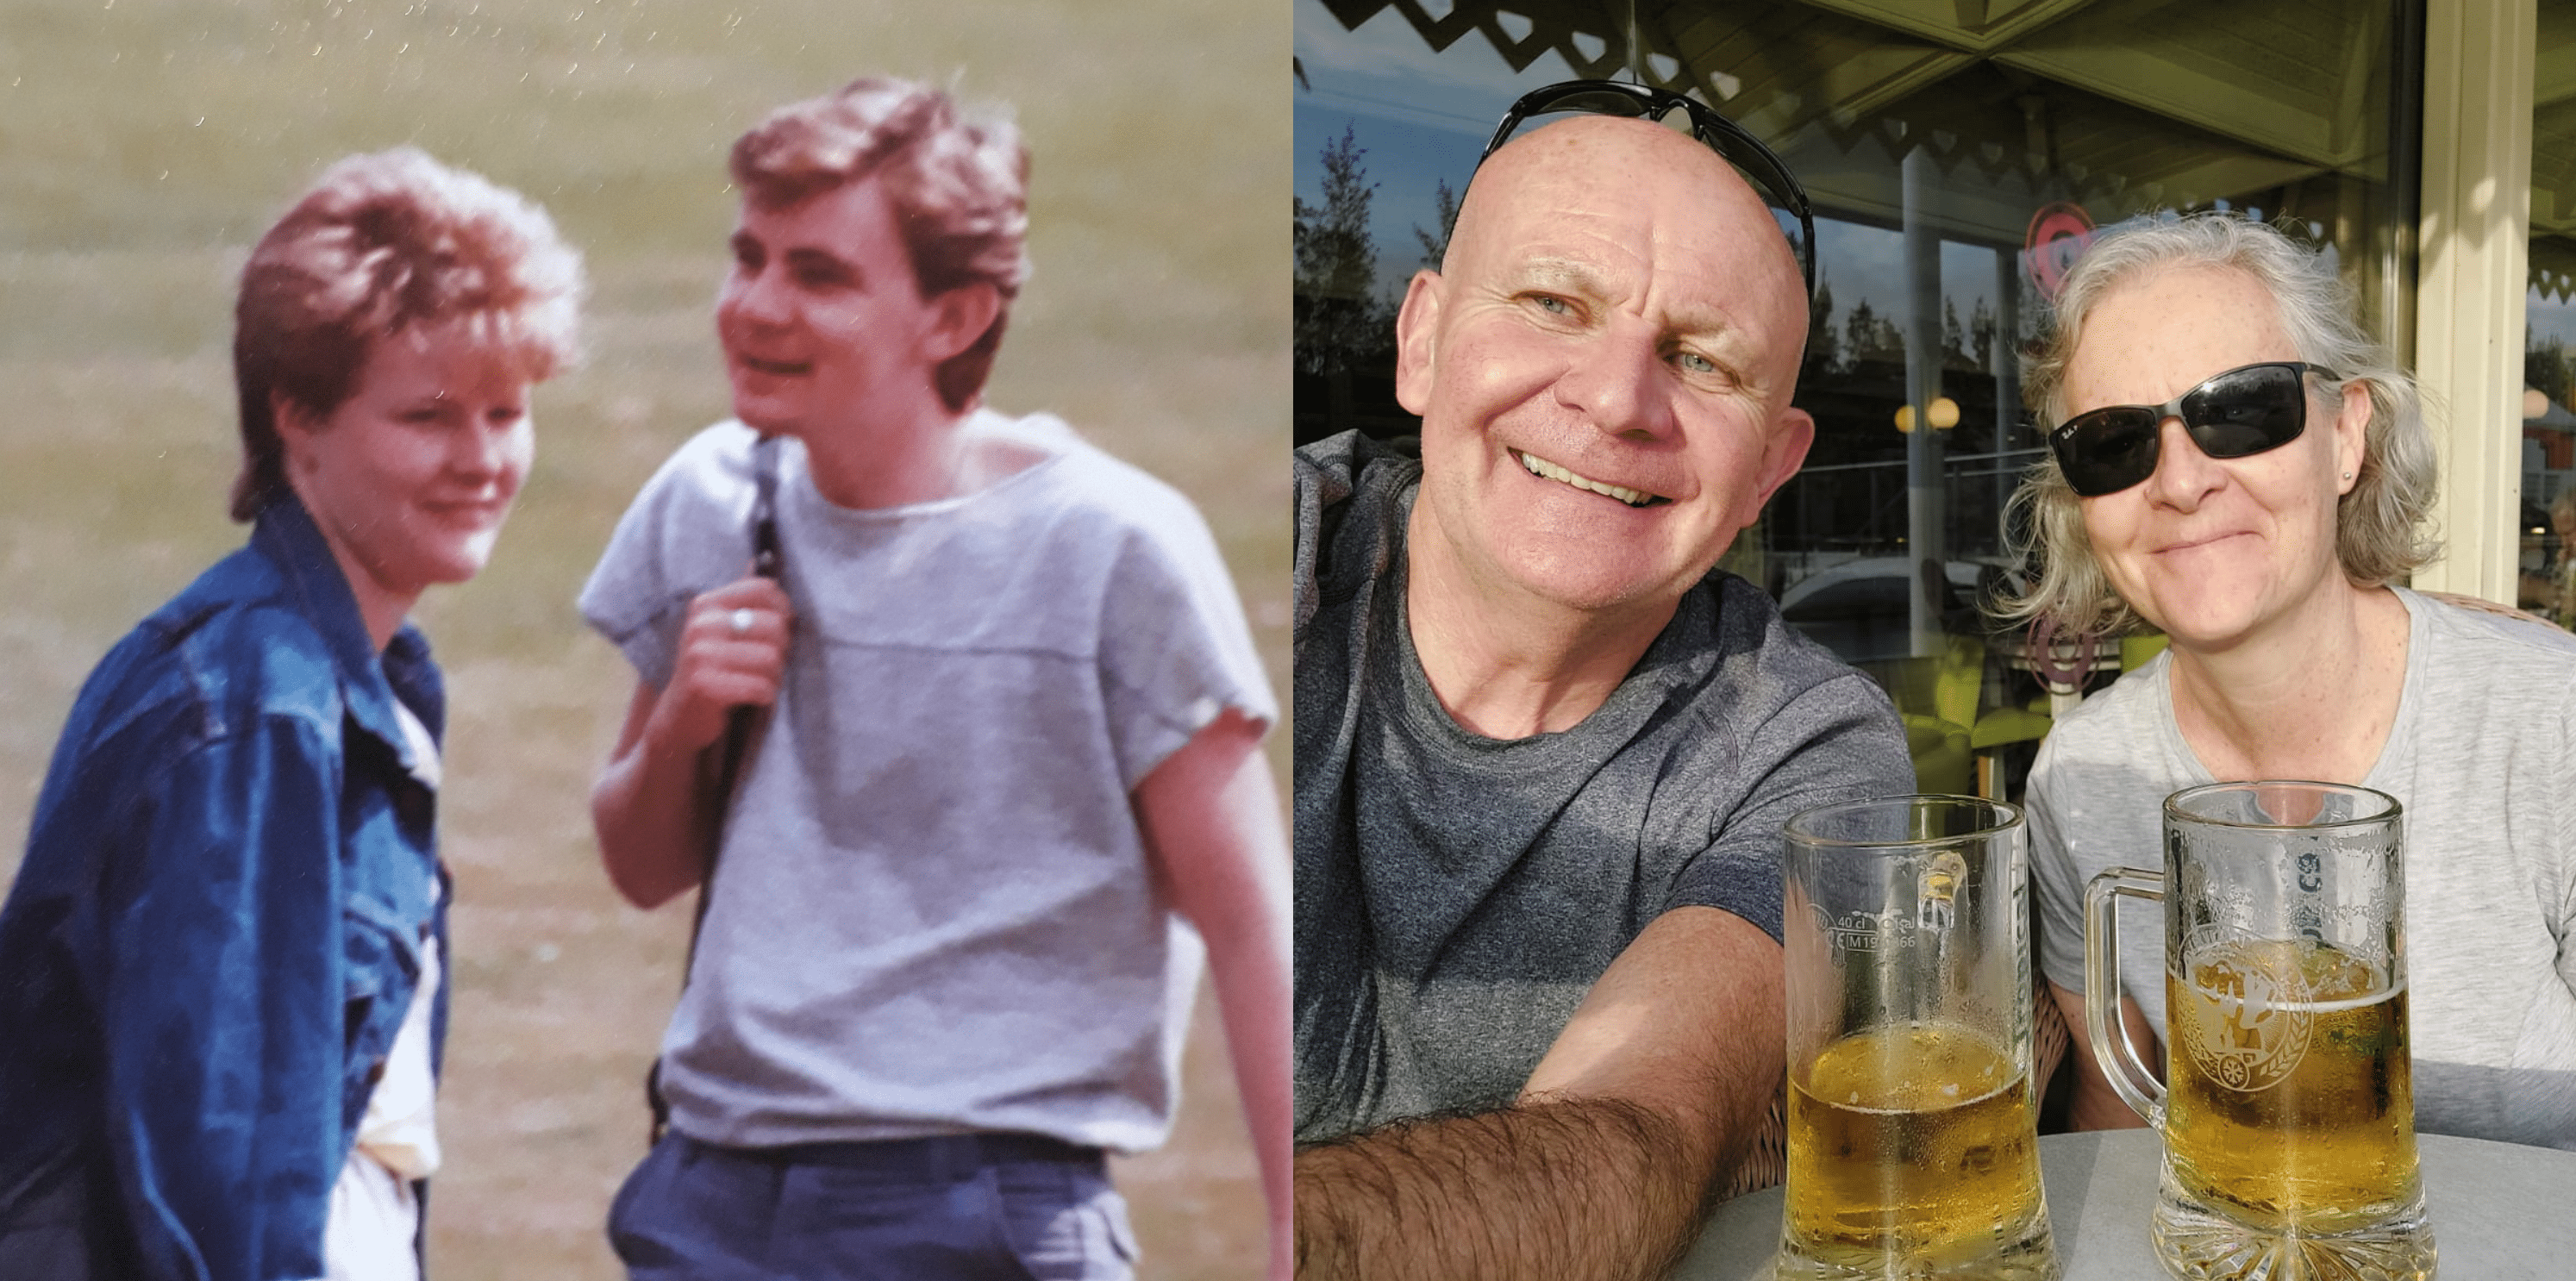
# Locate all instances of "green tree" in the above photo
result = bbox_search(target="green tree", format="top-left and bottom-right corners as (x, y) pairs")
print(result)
(1942, 296), (1973, 370)
(1414, 178), (1460, 275)
(1803, 276), (1842, 378)
(1844, 297), (1904, 366)
(1967, 297), (1998, 375)
(1293, 125), (1396, 378)
(2530, 333), (2573, 416)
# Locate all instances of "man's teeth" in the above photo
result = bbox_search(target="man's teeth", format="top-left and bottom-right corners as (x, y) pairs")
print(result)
(1517, 451), (1657, 506)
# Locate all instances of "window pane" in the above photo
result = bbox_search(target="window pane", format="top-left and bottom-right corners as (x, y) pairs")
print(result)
(2524, 0), (2576, 629)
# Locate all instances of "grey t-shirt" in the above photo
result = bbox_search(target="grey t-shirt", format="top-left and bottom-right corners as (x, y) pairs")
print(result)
(1292, 431), (1914, 1142)
(581, 412), (1275, 1153)
(2030, 588), (2576, 1148)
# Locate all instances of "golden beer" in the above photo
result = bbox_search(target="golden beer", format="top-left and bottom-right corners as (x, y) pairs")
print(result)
(2165, 939), (2417, 1233)
(1785, 1021), (2048, 1271)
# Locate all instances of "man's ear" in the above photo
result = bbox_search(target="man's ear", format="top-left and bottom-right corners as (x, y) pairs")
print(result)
(924, 281), (1004, 363)
(1392, 270), (1444, 417)
(1754, 406), (1816, 506)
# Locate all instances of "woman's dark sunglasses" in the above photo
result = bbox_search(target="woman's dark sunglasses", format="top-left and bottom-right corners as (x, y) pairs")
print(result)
(1478, 79), (1817, 298)
(2048, 361), (2329, 497)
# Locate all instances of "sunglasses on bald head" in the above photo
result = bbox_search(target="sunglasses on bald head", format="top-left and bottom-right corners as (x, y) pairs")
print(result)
(2047, 361), (2332, 497)
(1479, 79), (1817, 298)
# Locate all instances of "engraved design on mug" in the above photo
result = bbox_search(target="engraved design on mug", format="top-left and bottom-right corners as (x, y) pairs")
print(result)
(2176, 937), (2317, 1093)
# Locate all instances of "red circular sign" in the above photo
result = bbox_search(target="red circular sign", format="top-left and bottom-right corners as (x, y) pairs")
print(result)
(2024, 202), (2098, 302)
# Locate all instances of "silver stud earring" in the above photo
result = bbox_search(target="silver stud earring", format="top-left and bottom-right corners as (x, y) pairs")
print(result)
(2342, 471), (2354, 480)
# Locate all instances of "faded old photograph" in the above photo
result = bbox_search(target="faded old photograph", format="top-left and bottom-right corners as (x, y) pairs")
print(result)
(0, 3), (1285, 1278)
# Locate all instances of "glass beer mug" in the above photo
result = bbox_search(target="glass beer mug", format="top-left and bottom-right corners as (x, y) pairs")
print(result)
(1779, 796), (2060, 1280)
(2084, 781), (2435, 1280)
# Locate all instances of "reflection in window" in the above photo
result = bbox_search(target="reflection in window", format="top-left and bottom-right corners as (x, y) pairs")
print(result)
(2523, 0), (2576, 629)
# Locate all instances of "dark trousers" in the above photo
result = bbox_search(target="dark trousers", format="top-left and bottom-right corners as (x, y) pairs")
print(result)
(607, 1130), (1138, 1281)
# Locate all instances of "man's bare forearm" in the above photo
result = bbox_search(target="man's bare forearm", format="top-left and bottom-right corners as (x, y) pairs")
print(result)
(591, 581), (789, 910)
(1132, 713), (1295, 1277)
(591, 684), (721, 909)
(1294, 1096), (1715, 1281)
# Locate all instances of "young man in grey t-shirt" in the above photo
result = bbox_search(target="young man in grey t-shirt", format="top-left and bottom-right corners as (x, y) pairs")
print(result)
(579, 78), (1289, 1280)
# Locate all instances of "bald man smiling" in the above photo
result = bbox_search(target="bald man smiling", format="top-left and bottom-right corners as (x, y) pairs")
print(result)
(1291, 116), (1912, 1278)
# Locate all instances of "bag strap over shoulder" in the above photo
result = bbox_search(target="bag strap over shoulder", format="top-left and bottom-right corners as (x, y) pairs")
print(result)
(647, 431), (785, 1143)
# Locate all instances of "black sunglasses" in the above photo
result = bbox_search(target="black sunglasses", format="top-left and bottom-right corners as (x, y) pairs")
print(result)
(2048, 361), (2330, 497)
(1478, 79), (1817, 299)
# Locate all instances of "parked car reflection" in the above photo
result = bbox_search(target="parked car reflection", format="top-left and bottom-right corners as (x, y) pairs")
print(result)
(1777, 556), (1992, 665)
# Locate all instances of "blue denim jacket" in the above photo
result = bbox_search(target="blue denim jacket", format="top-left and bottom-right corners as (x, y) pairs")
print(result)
(0, 497), (448, 1281)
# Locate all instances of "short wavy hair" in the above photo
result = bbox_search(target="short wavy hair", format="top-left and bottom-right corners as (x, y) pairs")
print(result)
(1994, 213), (2439, 636)
(231, 147), (584, 522)
(730, 76), (1029, 413)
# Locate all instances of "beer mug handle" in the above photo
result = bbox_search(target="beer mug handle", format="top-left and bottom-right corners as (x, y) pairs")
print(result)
(2082, 867), (2167, 1127)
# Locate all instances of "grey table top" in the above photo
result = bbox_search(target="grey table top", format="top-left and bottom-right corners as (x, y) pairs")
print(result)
(1673, 1129), (2576, 1279)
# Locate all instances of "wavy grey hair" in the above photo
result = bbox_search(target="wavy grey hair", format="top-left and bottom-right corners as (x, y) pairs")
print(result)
(1992, 213), (2440, 636)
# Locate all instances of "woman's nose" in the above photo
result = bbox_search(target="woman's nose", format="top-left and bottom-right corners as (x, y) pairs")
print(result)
(454, 412), (524, 484)
(2141, 415), (2226, 509)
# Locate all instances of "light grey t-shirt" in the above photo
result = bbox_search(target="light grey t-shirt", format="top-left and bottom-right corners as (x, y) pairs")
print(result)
(580, 412), (1276, 1153)
(2030, 587), (2576, 1148)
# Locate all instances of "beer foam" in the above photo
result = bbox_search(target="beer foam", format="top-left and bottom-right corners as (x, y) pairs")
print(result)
(2250, 981), (2409, 1018)
(2170, 972), (2408, 1016)
(1798, 1021), (2025, 1115)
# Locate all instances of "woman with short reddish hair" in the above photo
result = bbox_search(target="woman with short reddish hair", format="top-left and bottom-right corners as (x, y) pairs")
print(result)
(0, 147), (580, 1279)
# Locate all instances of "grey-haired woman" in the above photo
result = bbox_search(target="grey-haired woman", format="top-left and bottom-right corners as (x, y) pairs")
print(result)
(2005, 213), (2576, 1150)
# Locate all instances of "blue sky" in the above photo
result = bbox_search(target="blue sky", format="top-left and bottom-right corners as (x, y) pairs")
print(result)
(1292, 0), (1566, 286)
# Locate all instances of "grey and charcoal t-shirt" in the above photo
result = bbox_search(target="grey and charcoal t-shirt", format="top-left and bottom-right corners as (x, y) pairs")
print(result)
(581, 411), (1274, 1153)
(2030, 588), (2576, 1148)
(1292, 431), (1913, 1142)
